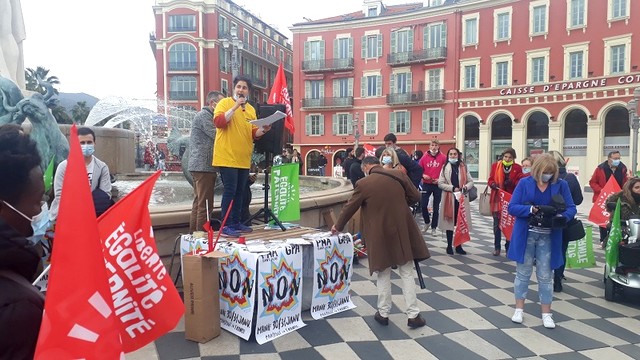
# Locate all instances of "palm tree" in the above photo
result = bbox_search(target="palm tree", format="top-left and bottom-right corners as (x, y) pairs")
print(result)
(24, 66), (60, 95)
(51, 105), (72, 124)
(71, 101), (91, 125)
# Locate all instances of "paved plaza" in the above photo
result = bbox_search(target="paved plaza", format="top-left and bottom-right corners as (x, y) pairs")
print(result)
(127, 195), (640, 360)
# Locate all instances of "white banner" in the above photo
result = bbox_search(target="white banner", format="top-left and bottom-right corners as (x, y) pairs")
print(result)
(311, 233), (356, 319)
(217, 243), (258, 340)
(255, 244), (306, 344)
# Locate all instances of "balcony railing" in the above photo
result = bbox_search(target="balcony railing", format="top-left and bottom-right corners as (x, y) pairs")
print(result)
(168, 26), (196, 32)
(302, 97), (354, 109)
(302, 58), (354, 72)
(168, 61), (197, 71)
(169, 91), (198, 101)
(387, 47), (447, 66)
(386, 90), (445, 105)
(243, 74), (267, 89)
(241, 42), (292, 73)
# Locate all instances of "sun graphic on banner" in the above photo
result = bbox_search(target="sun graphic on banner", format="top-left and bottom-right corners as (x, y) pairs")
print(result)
(220, 252), (253, 309)
(316, 246), (348, 299)
(260, 259), (300, 316)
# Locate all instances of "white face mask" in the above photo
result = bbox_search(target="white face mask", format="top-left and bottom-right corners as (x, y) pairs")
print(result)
(1, 200), (49, 243)
(381, 156), (392, 165)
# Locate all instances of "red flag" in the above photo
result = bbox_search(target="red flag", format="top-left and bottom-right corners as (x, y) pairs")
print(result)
(98, 171), (184, 352)
(497, 189), (515, 240)
(35, 125), (124, 359)
(453, 194), (471, 247)
(268, 62), (295, 133)
(589, 176), (622, 227)
(363, 144), (376, 156)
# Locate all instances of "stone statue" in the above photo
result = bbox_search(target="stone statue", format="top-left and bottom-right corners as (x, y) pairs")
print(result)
(0, 0), (27, 89)
(0, 75), (69, 171)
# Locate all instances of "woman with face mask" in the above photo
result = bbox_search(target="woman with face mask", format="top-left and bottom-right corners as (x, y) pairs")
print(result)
(606, 177), (640, 233)
(0, 124), (46, 358)
(487, 148), (523, 256)
(380, 148), (404, 173)
(437, 148), (474, 255)
(507, 154), (576, 329)
(521, 157), (533, 177)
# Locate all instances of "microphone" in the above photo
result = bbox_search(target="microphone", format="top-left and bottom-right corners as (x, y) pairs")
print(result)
(238, 94), (246, 111)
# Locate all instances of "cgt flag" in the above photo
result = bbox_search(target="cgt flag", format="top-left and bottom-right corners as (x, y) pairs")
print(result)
(588, 176), (621, 227)
(453, 193), (471, 247)
(35, 125), (124, 359)
(268, 62), (294, 133)
(98, 171), (184, 352)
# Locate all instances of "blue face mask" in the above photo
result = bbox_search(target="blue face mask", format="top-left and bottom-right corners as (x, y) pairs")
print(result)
(541, 173), (553, 183)
(381, 156), (392, 165)
(81, 144), (95, 157)
(448, 158), (458, 165)
(611, 159), (621, 167)
(1, 201), (49, 244)
(522, 167), (531, 174)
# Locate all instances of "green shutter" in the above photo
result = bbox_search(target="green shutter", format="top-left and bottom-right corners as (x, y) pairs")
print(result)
(423, 26), (428, 49)
(305, 115), (311, 135)
(304, 41), (310, 61)
(349, 37), (354, 58)
(333, 79), (339, 97)
(348, 78), (354, 96)
(319, 81), (325, 97)
(305, 81), (311, 98)
(390, 73), (396, 94)
(441, 23), (447, 48)
(332, 114), (338, 135)
(319, 40), (325, 60)
(438, 109), (444, 133)
(320, 115), (325, 135)
(407, 72), (412, 92)
(422, 110), (428, 133)
(333, 38), (339, 58)
(406, 111), (411, 134)
(408, 30), (414, 51)
(361, 76), (366, 97)
(377, 34), (382, 57)
(376, 75), (382, 96)
(347, 114), (353, 134)
(389, 112), (396, 133)
(391, 31), (397, 54)
(361, 36), (367, 58)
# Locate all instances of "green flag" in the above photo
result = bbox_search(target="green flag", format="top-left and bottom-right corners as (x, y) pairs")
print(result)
(43, 156), (55, 193)
(605, 199), (622, 270)
(270, 163), (300, 222)
(566, 227), (596, 269)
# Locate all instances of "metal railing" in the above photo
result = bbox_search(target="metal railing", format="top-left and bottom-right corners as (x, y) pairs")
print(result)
(168, 61), (197, 71)
(302, 58), (354, 72)
(386, 90), (445, 105)
(169, 91), (198, 100)
(302, 97), (354, 108)
(387, 47), (447, 65)
(241, 42), (292, 72)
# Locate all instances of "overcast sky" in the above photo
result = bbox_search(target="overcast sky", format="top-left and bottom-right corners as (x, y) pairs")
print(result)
(21, 0), (412, 100)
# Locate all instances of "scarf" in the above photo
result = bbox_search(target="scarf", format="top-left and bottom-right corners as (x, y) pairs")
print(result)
(494, 161), (506, 188)
(443, 162), (468, 221)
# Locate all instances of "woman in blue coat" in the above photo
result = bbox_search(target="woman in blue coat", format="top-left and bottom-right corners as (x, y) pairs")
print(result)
(507, 154), (576, 329)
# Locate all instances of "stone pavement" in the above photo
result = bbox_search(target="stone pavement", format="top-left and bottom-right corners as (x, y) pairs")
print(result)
(126, 193), (640, 360)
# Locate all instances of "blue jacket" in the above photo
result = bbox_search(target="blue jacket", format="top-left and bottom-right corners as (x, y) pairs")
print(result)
(507, 176), (577, 269)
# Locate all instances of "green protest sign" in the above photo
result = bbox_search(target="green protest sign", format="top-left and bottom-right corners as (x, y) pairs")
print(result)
(270, 163), (300, 222)
(566, 226), (597, 269)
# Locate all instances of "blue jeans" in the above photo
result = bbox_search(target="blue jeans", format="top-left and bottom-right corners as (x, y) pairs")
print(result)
(514, 230), (553, 305)
(219, 167), (249, 226)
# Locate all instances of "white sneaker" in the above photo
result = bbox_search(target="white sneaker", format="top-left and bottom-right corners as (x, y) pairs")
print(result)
(541, 313), (555, 329)
(431, 228), (437, 236)
(422, 225), (429, 234)
(511, 309), (523, 324)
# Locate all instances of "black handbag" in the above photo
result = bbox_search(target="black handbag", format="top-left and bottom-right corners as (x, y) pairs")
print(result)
(563, 218), (585, 242)
(467, 185), (478, 202)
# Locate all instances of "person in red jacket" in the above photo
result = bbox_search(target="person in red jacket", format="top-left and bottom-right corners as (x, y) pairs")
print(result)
(487, 148), (523, 256)
(418, 140), (447, 235)
(589, 150), (628, 244)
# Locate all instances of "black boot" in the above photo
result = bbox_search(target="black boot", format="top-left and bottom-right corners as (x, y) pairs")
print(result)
(446, 235), (454, 255)
(553, 277), (563, 292)
(455, 246), (467, 255)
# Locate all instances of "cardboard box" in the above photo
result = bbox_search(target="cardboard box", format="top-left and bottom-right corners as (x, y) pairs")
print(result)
(182, 251), (229, 343)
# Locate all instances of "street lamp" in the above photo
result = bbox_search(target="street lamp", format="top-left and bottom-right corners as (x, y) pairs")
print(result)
(353, 112), (361, 149)
(221, 24), (244, 80)
(628, 87), (640, 175)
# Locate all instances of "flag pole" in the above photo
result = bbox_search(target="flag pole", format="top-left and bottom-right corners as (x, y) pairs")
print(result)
(32, 264), (51, 286)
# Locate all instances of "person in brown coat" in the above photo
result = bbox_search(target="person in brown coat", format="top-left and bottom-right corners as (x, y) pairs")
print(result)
(332, 156), (430, 328)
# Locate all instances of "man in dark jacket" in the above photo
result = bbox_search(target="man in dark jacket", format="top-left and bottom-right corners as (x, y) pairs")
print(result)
(341, 147), (355, 180)
(332, 156), (430, 329)
(349, 147), (366, 187)
(589, 150), (629, 243)
(0, 124), (46, 359)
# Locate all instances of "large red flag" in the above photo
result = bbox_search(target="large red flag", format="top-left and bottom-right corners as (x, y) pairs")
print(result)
(453, 194), (471, 247)
(497, 189), (515, 240)
(35, 125), (124, 359)
(98, 171), (184, 352)
(268, 62), (295, 133)
(588, 176), (622, 227)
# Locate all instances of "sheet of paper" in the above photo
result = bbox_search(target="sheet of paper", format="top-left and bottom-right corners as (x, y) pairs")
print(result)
(250, 110), (286, 127)
(286, 238), (311, 245)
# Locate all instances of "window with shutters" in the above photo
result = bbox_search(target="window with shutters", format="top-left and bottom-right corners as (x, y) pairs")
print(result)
(428, 69), (442, 90)
(335, 38), (352, 59)
(391, 30), (412, 54)
(361, 74), (382, 97)
(332, 113), (353, 135)
(462, 14), (478, 46)
(305, 40), (324, 60)
(305, 114), (324, 136)
(422, 109), (444, 133)
(390, 72), (411, 94)
(603, 35), (630, 76)
(364, 112), (377, 135)
(390, 111), (410, 134)
(362, 34), (382, 59)
(333, 78), (353, 98)
(424, 23), (446, 49)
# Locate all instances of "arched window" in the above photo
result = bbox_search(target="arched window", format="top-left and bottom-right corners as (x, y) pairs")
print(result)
(604, 106), (630, 156)
(305, 150), (322, 176)
(169, 76), (197, 100)
(563, 108), (588, 156)
(526, 111), (549, 156)
(169, 43), (197, 71)
(490, 114), (512, 161)
(463, 115), (480, 178)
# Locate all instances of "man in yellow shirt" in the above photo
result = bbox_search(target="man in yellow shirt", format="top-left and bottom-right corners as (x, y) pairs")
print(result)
(213, 76), (270, 237)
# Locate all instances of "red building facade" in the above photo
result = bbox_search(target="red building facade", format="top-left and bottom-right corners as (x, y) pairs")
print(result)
(291, 0), (640, 182)
(152, 0), (293, 138)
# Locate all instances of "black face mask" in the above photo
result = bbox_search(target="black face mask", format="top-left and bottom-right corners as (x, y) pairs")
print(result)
(632, 193), (640, 203)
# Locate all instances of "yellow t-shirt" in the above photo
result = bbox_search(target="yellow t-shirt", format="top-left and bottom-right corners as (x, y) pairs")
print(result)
(212, 97), (257, 169)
